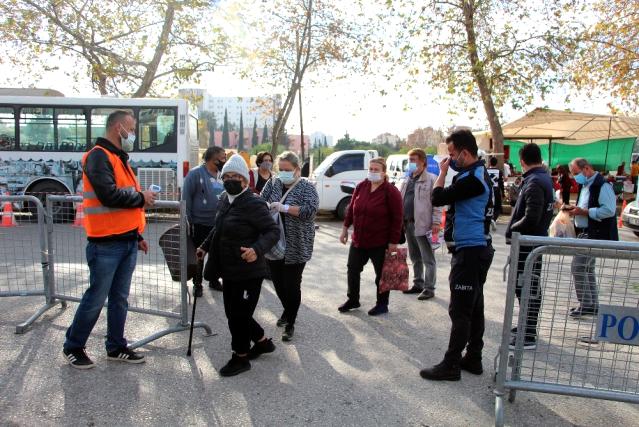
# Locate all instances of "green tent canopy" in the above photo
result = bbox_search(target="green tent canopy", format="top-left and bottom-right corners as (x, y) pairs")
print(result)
(486, 108), (639, 171)
(505, 137), (637, 170)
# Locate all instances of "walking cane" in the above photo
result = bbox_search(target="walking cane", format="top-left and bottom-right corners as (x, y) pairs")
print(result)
(186, 256), (204, 357)
(186, 291), (198, 356)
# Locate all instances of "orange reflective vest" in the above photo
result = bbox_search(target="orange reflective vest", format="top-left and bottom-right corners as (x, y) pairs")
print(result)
(82, 145), (145, 238)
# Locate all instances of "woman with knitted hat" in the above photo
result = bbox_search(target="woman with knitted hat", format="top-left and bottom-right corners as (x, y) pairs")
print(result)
(198, 154), (280, 377)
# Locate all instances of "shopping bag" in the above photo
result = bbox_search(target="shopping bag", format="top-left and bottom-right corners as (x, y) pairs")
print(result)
(548, 210), (576, 238)
(265, 211), (286, 260)
(379, 247), (409, 293)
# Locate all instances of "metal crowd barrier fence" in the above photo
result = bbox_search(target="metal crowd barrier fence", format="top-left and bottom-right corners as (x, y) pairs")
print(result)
(46, 195), (212, 349)
(495, 233), (639, 426)
(0, 195), (61, 333)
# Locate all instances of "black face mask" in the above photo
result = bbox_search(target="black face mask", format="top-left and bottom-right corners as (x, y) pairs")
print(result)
(223, 180), (243, 195)
(215, 160), (225, 169)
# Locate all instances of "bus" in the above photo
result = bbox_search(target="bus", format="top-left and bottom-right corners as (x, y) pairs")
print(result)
(0, 95), (199, 220)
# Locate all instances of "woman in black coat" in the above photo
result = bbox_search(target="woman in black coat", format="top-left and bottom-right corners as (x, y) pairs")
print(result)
(198, 154), (280, 377)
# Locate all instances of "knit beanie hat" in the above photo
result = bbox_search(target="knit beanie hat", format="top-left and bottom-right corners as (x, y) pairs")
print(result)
(221, 154), (250, 181)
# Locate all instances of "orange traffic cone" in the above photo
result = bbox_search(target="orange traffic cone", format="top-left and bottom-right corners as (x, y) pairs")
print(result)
(72, 202), (85, 228)
(441, 209), (446, 229)
(1, 200), (17, 227)
(618, 199), (626, 228)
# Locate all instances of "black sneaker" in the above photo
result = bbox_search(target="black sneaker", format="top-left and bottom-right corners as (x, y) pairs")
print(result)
(508, 336), (537, 351)
(276, 317), (288, 327)
(282, 324), (294, 342)
(419, 361), (461, 381)
(63, 348), (95, 370)
(459, 355), (483, 375)
(403, 286), (422, 294)
(248, 338), (276, 360)
(107, 348), (145, 364)
(338, 299), (360, 313)
(219, 353), (251, 377)
(570, 306), (598, 319)
(193, 284), (203, 298)
(367, 304), (389, 316)
(417, 289), (435, 300)
(208, 279), (223, 291)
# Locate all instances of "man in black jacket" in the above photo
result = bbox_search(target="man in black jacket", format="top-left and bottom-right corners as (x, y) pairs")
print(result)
(505, 143), (554, 350)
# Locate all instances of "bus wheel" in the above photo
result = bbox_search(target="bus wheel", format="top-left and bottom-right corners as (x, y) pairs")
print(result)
(25, 181), (73, 223)
(336, 197), (351, 221)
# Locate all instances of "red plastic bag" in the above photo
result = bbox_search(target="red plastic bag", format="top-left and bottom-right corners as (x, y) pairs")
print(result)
(379, 248), (409, 293)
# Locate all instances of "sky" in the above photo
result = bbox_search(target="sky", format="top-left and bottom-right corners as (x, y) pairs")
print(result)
(0, 0), (620, 142)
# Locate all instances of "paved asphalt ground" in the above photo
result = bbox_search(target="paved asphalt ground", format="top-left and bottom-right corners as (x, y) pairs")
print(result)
(1, 218), (638, 427)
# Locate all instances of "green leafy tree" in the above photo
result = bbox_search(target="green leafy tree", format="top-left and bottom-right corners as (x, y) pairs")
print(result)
(383, 0), (572, 163)
(262, 122), (269, 145)
(238, 111), (244, 151)
(569, 0), (639, 111)
(199, 111), (217, 147)
(222, 108), (230, 148)
(0, 0), (228, 96)
(251, 118), (259, 148)
(279, 128), (290, 150)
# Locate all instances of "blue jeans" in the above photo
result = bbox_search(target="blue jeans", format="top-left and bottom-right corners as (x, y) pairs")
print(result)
(64, 240), (138, 352)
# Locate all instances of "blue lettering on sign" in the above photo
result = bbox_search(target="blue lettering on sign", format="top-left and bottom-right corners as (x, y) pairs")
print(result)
(595, 305), (639, 346)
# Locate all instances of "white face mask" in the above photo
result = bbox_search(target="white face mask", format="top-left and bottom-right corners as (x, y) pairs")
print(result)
(119, 125), (135, 152)
(367, 172), (382, 182)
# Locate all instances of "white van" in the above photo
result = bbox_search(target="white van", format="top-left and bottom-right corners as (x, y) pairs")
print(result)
(309, 149), (378, 219)
(387, 154), (409, 186)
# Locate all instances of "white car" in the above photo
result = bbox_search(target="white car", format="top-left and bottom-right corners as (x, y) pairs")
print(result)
(621, 200), (639, 237)
(309, 149), (378, 219)
(387, 154), (409, 186)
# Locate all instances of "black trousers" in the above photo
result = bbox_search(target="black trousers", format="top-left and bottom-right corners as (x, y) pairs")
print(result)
(493, 190), (502, 220)
(268, 260), (306, 325)
(515, 247), (543, 340)
(222, 278), (265, 354)
(191, 223), (214, 286)
(347, 245), (389, 306)
(444, 245), (494, 365)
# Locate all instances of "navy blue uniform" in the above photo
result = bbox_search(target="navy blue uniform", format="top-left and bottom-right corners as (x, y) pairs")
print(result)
(432, 160), (495, 365)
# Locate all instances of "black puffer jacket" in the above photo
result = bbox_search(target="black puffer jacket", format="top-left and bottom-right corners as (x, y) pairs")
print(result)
(505, 166), (554, 240)
(202, 190), (279, 281)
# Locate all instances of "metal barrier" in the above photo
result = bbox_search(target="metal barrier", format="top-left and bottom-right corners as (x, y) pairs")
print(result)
(495, 233), (639, 426)
(0, 195), (63, 333)
(1, 193), (212, 345)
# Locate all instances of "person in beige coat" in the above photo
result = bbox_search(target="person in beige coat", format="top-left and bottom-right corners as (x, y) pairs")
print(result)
(400, 148), (442, 300)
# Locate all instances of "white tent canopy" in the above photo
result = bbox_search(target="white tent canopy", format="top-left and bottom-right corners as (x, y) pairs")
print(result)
(501, 108), (639, 145)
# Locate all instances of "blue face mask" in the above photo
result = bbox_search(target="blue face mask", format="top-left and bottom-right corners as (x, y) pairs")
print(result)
(278, 171), (296, 185)
(574, 173), (587, 185)
(449, 151), (464, 172)
(407, 162), (417, 173)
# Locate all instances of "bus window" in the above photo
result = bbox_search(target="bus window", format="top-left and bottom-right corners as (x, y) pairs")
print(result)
(0, 107), (15, 150)
(139, 108), (176, 152)
(20, 107), (54, 151)
(56, 108), (87, 151)
(90, 108), (121, 148)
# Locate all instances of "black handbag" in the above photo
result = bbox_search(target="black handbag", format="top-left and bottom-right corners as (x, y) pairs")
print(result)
(159, 224), (197, 282)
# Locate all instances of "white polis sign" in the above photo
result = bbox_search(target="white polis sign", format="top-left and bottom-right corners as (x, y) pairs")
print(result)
(595, 305), (639, 346)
